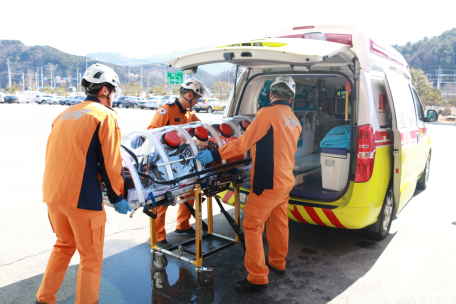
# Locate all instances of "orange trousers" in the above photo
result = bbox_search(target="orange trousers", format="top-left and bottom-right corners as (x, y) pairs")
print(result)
(243, 187), (293, 285)
(36, 203), (106, 304)
(155, 195), (194, 242)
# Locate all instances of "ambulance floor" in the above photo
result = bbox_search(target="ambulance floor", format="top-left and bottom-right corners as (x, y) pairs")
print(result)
(292, 178), (339, 200)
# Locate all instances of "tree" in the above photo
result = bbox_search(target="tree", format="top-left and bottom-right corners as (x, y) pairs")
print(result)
(411, 68), (443, 107)
(5, 82), (22, 94)
(149, 82), (168, 96)
(40, 84), (53, 94)
(210, 81), (233, 101)
(121, 82), (142, 97)
(53, 84), (68, 96)
(172, 85), (181, 95)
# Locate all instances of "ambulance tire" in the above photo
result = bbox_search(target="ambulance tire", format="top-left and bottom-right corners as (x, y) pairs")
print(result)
(364, 188), (394, 240)
(152, 254), (168, 271)
(417, 154), (430, 190)
(207, 107), (213, 113)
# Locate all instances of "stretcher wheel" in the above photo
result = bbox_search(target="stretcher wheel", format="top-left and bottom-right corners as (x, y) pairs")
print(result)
(152, 254), (168, 270)
(197, 272), (215, 289)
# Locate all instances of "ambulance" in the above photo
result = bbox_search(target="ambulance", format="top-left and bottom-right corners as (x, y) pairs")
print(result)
(166, 25), (439, 239)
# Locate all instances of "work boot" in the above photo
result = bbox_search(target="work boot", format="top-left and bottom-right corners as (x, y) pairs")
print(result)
(156, 240), (172, 249)
(175, 227), (195, 235)
(35, 301), (47, 304)
(235, 279), (268, 292)
(266, 258), (285, 274)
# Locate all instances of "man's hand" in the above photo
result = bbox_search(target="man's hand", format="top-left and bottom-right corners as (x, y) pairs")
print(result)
(193, 138), (208, 147)
(113, 199), (132, 214)
(196, 150), (214, 165)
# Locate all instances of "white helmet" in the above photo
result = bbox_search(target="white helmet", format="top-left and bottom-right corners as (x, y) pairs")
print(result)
(180, 78), (206, 97)
(270, 76), (296, 95)
(81, 63), (121, 100)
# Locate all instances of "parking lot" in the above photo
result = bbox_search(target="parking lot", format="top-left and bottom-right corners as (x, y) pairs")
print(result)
(1, 103), (455, 304)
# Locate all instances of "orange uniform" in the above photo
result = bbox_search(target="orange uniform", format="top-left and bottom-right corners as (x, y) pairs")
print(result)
(147, 99), (200, 242)
(37, 96), (124, 304)
(211, 100), (301, 285)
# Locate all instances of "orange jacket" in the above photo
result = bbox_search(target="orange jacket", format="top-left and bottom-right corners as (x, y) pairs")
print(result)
(147, 99), (200, 129)
(42, 96), (124, 210)
(211, 100), (301, 195)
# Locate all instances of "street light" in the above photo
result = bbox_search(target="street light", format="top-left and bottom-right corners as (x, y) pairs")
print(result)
(86, 58), (97, 71)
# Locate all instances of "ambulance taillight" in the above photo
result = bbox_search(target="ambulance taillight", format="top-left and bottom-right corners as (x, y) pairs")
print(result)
(355, 125), (376, 183)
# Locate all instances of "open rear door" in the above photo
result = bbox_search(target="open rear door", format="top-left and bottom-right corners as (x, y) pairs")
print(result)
(166, 38), (355, 70)
(383, 70), (420, 212)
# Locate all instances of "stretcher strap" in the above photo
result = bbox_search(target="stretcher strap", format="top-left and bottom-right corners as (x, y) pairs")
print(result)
(143, 192), (158, 219)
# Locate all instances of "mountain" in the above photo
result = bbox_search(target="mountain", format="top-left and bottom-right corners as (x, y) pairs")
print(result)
(0, 40), (232, 90)
(86, 46), (234, 75)
(393, 28), (456, 72)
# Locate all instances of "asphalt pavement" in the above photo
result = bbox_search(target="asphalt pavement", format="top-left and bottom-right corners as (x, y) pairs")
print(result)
(0, 103), (455, 304)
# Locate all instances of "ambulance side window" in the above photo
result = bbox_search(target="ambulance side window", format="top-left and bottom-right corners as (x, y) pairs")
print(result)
(411, 87), (425, 121)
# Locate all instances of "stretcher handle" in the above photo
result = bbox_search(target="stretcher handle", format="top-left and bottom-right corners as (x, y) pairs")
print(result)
(156, 155), (198, 167)
(143, 192), (157, 219)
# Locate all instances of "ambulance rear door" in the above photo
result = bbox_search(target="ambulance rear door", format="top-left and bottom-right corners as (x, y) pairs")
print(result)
(383, 70), (420, 212)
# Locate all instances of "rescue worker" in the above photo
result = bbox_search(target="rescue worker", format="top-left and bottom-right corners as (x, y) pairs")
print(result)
(196, 76), (301, 292)
(36, 64), (131, 304)
(147, 78), (206, 249)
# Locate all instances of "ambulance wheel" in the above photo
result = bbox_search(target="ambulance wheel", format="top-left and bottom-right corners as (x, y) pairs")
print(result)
(152, 254), (168, 271)
(197, 272), (215, 289)
(417, 154), (430, 190)
(364, 188), (394, 240)
(207, 107), (213, 113)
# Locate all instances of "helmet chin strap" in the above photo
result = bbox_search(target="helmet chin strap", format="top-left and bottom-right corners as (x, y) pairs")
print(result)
(180, 92), (196, 111)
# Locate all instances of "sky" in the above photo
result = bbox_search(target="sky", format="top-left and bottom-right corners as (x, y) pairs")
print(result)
(2, 0), (455, 59)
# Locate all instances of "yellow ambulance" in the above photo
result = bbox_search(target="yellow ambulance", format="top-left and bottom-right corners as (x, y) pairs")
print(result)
(167, 25), (438, 239)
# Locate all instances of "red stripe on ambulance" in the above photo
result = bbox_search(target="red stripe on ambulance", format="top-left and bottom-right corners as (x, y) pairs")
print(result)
(290, 206), (309, 224)
(322, 209), (346, 228)
(304, 206), (328, 226)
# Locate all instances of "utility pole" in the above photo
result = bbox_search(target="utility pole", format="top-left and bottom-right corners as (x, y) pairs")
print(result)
(437, 66), (442, 90)
(7, 59), (12, 87)
(22, 72), (25, 91)
(76, 68), (79, 92)
(49, 65), (53, 89)
(41, 66), (44, 89)
(140, 59), (145, 96)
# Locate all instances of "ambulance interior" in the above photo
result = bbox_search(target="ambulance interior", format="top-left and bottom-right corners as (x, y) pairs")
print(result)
(235, 73), (390, 201)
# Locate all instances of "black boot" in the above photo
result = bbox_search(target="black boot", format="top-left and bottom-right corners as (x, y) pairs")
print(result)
(175, 227), (195, 235)
(266, 258), (285, 274)
(156, 240), (172, 249)
(235, 279), (268, 292)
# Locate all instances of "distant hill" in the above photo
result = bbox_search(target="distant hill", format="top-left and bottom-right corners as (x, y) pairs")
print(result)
(393, 28), (456, 72)
(87, 46), (234, 75)
(0, 40), (230, 90)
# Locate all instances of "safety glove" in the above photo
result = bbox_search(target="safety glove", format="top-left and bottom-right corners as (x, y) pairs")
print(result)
(114, 199), (133, 214)
(196, 150), (214, 165)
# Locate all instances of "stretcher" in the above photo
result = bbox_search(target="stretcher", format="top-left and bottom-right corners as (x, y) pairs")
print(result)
(103, 116), (254, 288)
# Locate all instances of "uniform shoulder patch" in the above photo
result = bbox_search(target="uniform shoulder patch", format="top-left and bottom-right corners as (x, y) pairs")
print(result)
(158, 108), (168, 116)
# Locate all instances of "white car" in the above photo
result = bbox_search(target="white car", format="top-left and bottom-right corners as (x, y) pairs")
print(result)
(141, 96), (162, 109)
(46, 96), (64, 105)
(157, 95), (179, 107)
(35, 94), (55, 104)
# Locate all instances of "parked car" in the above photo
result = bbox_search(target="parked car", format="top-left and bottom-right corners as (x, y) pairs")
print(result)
(121, 96), (144, 108)
(60, 97), (74, 105)
(66, 96), (85, 105)
(3, 95), (20, 103)
(194, 98), (226, 113)
(113, 96), (130, 107)
(140, 96), (161, 109)
(0, 93), (5, 103)
(46, 96), (64, 105)
(35, 94), (55, 104)
(157, 95), (179, 107)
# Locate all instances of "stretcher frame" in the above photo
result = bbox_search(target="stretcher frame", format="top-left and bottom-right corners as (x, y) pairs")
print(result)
(148, 173), (249, 288)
